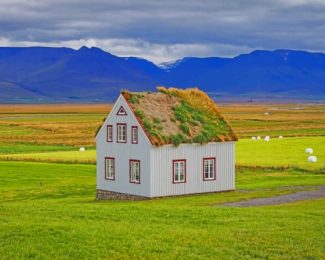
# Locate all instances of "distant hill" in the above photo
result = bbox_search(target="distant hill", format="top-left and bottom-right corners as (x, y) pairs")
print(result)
(0, 47), (325, 102)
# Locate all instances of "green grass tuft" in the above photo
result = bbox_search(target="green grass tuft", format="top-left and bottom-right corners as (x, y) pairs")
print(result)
(169, 133), (186, 146)
(172, 100), (232, 144)
(129, 94), (143, 104)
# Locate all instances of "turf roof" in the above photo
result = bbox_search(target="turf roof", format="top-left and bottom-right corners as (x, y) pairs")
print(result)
(122, 87), (238, 146)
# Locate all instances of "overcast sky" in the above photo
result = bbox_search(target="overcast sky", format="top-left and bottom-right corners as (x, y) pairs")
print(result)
(0, 0), (324, 63)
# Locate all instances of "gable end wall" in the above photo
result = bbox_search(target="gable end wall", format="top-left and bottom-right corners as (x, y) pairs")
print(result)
(96, 95), (151, 197)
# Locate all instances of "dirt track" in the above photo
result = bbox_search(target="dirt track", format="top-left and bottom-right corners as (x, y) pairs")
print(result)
(223, 186), (325, 207)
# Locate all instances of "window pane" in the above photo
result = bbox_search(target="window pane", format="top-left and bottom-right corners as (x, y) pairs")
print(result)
(204, 159), (215, 179)
(131, 161), (140, 183)
(209, 162), (213, 178)
(106, 158), (114, 179)
(132, 127), (138, 143)
(180, 172), (184, 181)
(107, 126), (113, 141)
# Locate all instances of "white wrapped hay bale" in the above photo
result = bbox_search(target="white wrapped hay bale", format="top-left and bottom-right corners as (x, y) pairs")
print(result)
(264, 112), (269, 115)
(308, 156), (317, 163)
(305, 148), (313, 154)
(257, 136), (261, 140)
(79, 147), (86, 152)
(251, 136), (256, 140)
(279, 136), (283, 139)
(264, 136), (270, 142)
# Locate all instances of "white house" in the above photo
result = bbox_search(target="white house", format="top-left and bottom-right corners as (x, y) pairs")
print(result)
(95, 87), (237, 199)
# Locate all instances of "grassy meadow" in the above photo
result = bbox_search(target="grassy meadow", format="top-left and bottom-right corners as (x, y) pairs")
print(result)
(0, 102), (324, 259)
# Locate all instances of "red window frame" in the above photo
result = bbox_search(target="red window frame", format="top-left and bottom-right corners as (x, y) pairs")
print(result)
(129, 159), (141, 184)
(203, 157), (216, 181)
(105, 157), (115, 180)
(107, 125), (113, 142)
(116, 123), (127, 143)
(116, 105), (127, 116)
(172, 159), (186, 184)
(131, 126), (138, 144)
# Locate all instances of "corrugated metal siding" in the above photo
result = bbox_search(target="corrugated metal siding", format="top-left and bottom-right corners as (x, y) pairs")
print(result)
(150, 142), (235, 197)
(96, 96), (151, 197)
(97, 96), (236, 198)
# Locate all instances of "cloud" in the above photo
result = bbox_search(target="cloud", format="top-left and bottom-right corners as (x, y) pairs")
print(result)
(0, 0), (324, 62)
(0, 37), (254, 63)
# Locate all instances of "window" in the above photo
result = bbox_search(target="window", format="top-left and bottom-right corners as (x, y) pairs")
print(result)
(117, 123), (127, 143)
(173, 160), (186, 183)
(105, 157), (115, 180)
(131, 126), (138, 144)
(107, 125), (113, 142)
(130, 160), (140, 184)
(116, 105), (127, 116)
(203, 158), (216, 181)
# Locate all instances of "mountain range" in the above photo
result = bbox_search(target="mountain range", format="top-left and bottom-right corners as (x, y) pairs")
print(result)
(0, 46), (325, 103)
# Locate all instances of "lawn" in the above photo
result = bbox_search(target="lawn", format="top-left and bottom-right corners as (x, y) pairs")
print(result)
(0, 161), (325, 259)
(1, 137), (323, 172)
(0, 149), (96, 164)
(236, 136), (325, 171)
(0, 143), (78, 154)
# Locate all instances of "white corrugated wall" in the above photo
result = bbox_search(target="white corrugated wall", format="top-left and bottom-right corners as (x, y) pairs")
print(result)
(96, 95), (151, 197)
(149, 142), (235, 197)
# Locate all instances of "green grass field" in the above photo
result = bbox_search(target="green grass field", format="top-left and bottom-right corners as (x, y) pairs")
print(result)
(0, 103), (324, 259)
(237, 136), (325, 171)
(1, 162), (325, 259)
(0, 143), (78, 154)
(0, 149), (96, 164)
(1, 137), (323, 172)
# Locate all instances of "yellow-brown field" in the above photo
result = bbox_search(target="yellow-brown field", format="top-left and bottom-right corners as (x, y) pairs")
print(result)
(0, 104), (112, 147)
(0, 104), (111, 113)
(0, 103), (324, 147)
(220, 103), (325, 138)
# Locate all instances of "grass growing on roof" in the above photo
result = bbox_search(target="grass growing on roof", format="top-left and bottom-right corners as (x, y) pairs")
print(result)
(134, 108), (166, 144)
(123, 87), (237, 146)
(172, 99), (234, 144)
(128, 93), (144, 104)
(157, 87), (238, 144)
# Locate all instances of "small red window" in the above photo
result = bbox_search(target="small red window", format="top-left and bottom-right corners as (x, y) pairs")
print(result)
(107, 125), (113, 142)
(117, 123), (127, 143)
(203, 157), (216, 181)
(105, 157), (115, 180)
(129, 160), (140, 184)
(131, 126), (138, 144)
(173, 160), (186, 184)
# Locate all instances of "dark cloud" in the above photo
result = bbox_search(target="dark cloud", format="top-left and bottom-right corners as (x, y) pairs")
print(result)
(0, 0), (324, 63)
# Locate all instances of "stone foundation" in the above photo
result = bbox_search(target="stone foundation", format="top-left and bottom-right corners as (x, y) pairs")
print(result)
(96, 189), (149, 200)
